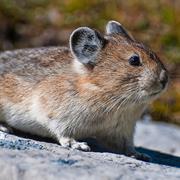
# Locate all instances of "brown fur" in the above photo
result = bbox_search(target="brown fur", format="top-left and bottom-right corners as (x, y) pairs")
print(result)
(0, 22), (168, 161)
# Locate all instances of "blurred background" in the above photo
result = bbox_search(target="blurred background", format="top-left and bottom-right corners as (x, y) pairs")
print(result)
(0, 0), (179, 125)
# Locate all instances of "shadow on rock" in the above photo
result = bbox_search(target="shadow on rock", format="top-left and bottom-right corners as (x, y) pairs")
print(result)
(12, 130), (180, 168)
(84, 138), (180, 168)
(136, 147), (180, 168)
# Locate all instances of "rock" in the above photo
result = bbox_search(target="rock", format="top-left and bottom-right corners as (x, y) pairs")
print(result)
(0, 120), (180, 180)
(135, 120), (180, 156)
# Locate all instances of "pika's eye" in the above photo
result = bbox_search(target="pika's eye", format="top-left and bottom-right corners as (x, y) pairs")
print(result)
(129, 55), (141, 66)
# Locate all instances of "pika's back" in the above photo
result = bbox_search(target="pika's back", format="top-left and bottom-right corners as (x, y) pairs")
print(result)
(0, 47), (72, 82)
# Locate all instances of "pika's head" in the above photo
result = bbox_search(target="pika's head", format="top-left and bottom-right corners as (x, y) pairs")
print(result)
(70, 21), (168, 107)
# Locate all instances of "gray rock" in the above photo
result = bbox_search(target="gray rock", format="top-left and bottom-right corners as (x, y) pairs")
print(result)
(0, 120), (180, 180)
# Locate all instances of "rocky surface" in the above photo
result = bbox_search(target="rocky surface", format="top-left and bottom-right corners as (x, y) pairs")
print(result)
(0, 120), (180, 180)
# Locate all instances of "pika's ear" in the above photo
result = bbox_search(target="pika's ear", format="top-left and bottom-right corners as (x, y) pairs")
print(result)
(106, 20), (134, 41)
(70, 27), (105, 64)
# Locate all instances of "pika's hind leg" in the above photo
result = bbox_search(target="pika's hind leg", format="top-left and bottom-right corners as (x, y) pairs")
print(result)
(99, 134), (151, 161)
(58, 136), (90, 151)
(123, 140), (151, 162)
(116, 138), (151, 161)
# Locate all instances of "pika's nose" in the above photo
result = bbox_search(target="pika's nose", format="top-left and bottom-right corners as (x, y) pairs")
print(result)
(160, 70), (168, 89)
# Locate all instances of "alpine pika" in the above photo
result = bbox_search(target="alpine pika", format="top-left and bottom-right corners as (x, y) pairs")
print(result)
(0, 21), (168, 161)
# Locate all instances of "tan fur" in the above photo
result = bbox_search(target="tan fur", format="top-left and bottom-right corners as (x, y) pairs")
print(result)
(0, 23), (168, 160)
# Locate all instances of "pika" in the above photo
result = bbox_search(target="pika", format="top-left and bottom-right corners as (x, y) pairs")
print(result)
(0, 21), (168, 160)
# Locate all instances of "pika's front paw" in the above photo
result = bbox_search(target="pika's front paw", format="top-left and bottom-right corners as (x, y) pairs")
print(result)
(59, 137), (90, 151)
(71, 142), (91, 151)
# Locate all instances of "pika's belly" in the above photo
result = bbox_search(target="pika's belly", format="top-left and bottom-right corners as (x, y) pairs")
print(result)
(0, 102), (51, 137)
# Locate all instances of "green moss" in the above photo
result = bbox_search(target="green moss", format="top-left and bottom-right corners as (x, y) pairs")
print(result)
(161, 7), (174, 24)
(161, 34), (179, 47)
(151, 88), (180, 125)
(136, 19), (150, 30)
(165, 48), (180, 63)
(0, 0), (24, 20)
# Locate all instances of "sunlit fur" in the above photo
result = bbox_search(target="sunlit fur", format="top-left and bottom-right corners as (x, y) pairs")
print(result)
(0, 25), (168, 159)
